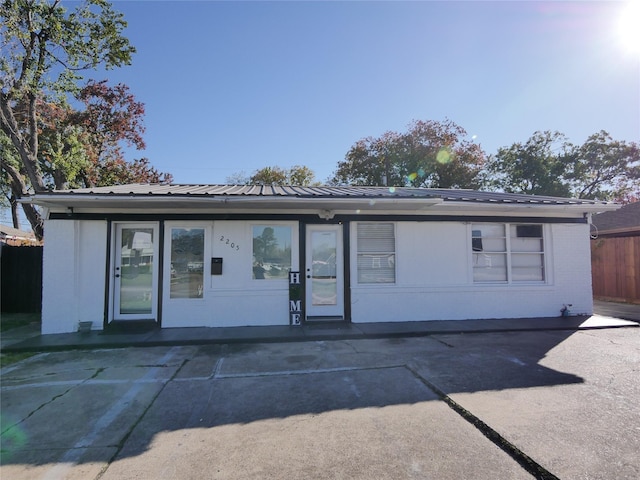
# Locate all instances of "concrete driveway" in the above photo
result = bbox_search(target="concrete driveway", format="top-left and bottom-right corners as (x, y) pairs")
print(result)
(1, 327), (639, 479)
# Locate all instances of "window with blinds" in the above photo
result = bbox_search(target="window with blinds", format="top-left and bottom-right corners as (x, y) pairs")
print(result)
(357, 223), (396, 284)
(471, 223), (545, 283)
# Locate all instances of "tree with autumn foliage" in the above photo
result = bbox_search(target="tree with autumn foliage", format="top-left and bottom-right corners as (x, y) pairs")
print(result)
(0, 0), (170, 239)
(330, 119), (485, 188)
(71, 80), (172, 188)
(63, 80), (170, 188)
(228, 165), (320, 186)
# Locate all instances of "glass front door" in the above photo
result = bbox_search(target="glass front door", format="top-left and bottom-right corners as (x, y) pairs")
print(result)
(113, 224), (159, 320)
(305, 224), (344, 320)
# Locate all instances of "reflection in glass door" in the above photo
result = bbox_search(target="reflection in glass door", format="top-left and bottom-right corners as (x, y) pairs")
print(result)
(305, 225), (344, 319)
(113, 224), (158, 320)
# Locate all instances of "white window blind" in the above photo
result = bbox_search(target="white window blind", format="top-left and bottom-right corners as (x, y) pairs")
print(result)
(357, 223), (395, 284)
(471, 223), (544, 283)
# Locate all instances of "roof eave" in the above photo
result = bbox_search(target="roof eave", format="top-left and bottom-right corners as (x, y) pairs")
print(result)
(21, 194), (445, 211)
(21, 193), (617, 216)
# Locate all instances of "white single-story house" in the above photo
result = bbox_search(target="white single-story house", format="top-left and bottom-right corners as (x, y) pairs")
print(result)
(23, 184), (618, 334)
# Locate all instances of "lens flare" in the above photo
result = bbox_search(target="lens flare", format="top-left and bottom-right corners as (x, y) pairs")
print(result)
(0, 416), (28, 460)
(436, 149), (452, 164)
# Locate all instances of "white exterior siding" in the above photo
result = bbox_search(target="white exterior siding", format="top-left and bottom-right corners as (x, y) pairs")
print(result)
(42, 220), (107, 333)
(350, 221), (593, 323)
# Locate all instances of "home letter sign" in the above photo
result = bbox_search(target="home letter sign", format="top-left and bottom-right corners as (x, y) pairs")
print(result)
(289, 271), (302, 326)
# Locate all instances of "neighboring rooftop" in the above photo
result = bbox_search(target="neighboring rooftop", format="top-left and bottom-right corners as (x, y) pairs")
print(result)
(592, 201), (640, 236)
(0, 224), (38, 245)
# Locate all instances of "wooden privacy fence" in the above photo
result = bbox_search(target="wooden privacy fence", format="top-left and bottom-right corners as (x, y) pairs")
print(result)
(1, 245), (43, 313)
(591, 236), (640, 304)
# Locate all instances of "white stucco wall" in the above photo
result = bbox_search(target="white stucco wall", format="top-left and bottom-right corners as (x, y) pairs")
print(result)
(350, 221), (593, 323)
(41, 220), (107, 333)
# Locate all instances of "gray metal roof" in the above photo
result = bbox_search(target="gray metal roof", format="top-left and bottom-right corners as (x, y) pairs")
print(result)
(49, 183), (610, 206)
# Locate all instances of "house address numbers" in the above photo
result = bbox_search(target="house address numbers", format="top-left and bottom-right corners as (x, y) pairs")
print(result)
(219, 235), (240, 251)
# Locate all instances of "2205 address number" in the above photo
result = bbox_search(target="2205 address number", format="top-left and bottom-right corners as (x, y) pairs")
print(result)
(219, 235), (240, 251)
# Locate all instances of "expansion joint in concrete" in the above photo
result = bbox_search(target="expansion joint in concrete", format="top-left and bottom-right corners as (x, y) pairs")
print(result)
(405, 364), (560, 480)
(95, 356), (189, 480)
(1, 367), (101, 437)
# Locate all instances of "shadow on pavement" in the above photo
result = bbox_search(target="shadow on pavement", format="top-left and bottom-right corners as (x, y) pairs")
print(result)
(0, 328), (589, 469)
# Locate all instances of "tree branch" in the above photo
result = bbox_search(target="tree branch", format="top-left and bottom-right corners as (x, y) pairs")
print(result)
(1, 92), (46, 192)
(0, 157), (43, 240)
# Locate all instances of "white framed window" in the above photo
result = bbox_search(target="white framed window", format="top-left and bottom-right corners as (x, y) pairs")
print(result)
(471, 223), (545, 283)
(357, 222), (396, 284)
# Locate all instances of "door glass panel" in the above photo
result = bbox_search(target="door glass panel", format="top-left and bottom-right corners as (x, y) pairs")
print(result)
(311, 230), (337, 305)
(119, 228), (154, 314)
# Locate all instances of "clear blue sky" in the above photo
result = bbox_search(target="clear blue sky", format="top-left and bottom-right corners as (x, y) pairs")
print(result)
(99, 0), (638, 185)
(7, 1), (640, 227)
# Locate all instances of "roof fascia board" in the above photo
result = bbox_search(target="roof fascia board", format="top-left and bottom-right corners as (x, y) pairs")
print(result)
(43, 206), (599, 221)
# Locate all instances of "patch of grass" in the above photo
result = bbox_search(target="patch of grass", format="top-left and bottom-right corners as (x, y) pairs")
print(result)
(0, 312), (41, 368)
(0, 351), (36, 368)
(0, 312), (41, 332)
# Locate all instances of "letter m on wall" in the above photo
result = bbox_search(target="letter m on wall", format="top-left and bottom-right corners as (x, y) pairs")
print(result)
(290, 300), (301, 312)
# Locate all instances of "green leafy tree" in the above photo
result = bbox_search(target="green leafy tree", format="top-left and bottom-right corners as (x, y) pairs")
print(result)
(564, 131), (639, 201)
(228, 165), (320, 186)
(36, 99), (89, 189)
(484, 130), (639, 201)
(330, 119), (485, 188)
(0, 0), (136, 239)
(0, 133), (22, 228)
(287, 165), (317, 186)
(483, 131), (572, 197)
(250, 166), (288, 186)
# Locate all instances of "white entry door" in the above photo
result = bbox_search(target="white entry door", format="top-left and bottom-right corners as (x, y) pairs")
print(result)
(305, 224), (344, 320)
(112, 223), (159, 321)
